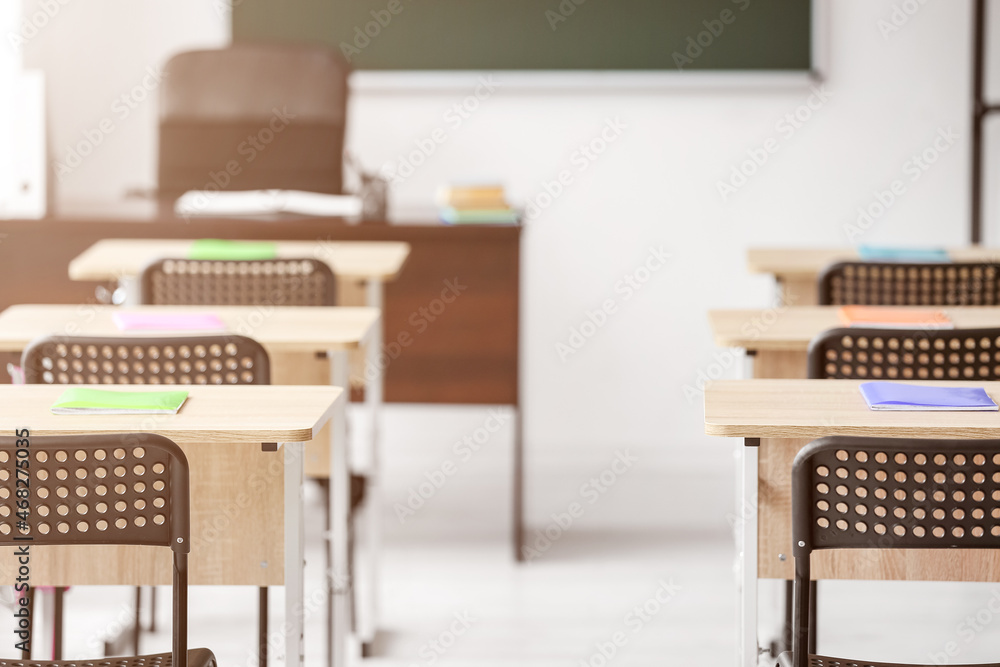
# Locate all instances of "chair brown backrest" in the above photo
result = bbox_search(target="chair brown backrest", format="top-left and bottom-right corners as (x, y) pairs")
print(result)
(807, 327), (1000, 381)
(818, 261), (1000, 305)
(158, 44), (350, 200)
(21, 334), (270, 385)
(789, 436), (1000, 666)
(140, 258), (336, 307)
(0, 433), (193, 667)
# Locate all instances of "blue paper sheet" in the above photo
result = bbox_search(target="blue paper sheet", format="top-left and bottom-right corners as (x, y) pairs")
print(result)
(859, 382), (998, 411)
(857, 245), (949, 262)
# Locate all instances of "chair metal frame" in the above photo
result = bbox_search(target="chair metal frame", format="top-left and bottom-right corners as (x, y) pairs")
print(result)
(787, 436), (1000, 667)
(0, 433), (211, 667)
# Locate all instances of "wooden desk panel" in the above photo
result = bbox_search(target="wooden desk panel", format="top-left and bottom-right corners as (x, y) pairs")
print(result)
(705, 379), (1000, 439)
(747, 247), (1000, 305)
(0, 304), (378, 353)
(0, 214), (519, 404)
(710, 306), (1000, 352)
(69, 239), (410, 282)
(0, 384), (340, 586)
(0, 304), (371, 478)
(707, 379), (1000, 581)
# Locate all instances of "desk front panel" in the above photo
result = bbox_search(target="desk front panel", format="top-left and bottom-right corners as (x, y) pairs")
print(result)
(0, 441), (285, 586)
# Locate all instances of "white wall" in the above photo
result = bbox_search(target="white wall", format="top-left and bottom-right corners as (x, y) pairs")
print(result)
(348, 0), (975, 531)
(25, 0), (986, 534)
(20, 0), (229, 201)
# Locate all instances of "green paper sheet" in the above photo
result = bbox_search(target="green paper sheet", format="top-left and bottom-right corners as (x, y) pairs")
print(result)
(51, 388), (189, 415)
(188, 239), (278, 261)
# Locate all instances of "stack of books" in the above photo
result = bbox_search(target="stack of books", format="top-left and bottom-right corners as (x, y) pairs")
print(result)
(437, 184), (518, 224)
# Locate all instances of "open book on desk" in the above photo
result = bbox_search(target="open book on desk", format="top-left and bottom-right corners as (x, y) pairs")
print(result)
(175, 190), (363, 218)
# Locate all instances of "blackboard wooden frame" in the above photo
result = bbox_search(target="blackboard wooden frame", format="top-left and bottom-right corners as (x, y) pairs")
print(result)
(233, 0), (829, 90)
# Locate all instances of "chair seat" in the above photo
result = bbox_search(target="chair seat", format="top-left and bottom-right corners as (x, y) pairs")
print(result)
(0, 649), (217, 667)
(807, 654), (1000, 667)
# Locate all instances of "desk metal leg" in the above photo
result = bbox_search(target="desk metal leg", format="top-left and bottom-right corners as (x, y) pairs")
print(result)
(740, 439), (760, 667)
(513, 406), (524, 561)
(329, 352), (350, 667)
(119, 276), (141, 306)
(283, 442), (305, 667)
(356, 279), (383, 647)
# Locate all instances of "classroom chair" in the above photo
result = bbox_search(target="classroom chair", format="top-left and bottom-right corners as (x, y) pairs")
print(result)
(780, 435), (1000, 667)
(0, 433), (217, 667)
(140, 258), (337, 307)
(818, 261), (1000, 306)
(158, 43), (350, 201)
(20, 334), (268, 662)
(139, 255), (364, 657)
(807, 327), (1000, 381)
(796, 325), (1000, 654)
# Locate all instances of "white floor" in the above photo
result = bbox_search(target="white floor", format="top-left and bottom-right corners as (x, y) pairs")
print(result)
(5, 405), (1000, 666)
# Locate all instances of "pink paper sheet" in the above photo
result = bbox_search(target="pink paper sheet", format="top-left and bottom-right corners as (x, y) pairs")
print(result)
(112, 312), (226, 331)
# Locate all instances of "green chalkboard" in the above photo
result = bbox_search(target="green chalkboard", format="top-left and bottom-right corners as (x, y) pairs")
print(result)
(232, 0), (812, 71)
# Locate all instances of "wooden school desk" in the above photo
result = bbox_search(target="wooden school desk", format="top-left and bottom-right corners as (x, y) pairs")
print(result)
(2, 205), (524, 562)
(0, 384), (342, 667)
(69, 239), (404, 644)
(0, 303), (374, 658)
(704, 378), (1000, 667)
(709, 306), (1000, 378)
(748, 247), (1000, 305)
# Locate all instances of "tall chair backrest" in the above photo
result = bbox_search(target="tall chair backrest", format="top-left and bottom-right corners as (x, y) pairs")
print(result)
(140, 258), (336, 307)
(807, 327), (1000, 381)
(21, 334), (270, 385)
(789, 436), (1000, 667)
(818, 261), (1000, 306)
(158, 44), (350, 200)
(0, 434), (195, 667)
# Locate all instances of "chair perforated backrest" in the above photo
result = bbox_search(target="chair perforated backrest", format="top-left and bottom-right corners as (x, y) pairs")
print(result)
(807, 327), (1000, 381)
(0, 434), (192, 667)
(21, 334), (270, 386)
(0, 434), (188, 550)
(793, 436), (1000, 553)
(140, 258), (336, 307)
(158, 43), (349, 199)
(818, 261), (1000, 306)
(789, 436), (1000, 666)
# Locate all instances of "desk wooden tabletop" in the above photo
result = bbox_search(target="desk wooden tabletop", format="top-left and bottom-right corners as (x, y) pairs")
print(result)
(704, 379), (1000, 439)
(0, 304), (379, 353)
(69, 238), (411, 282)
(747, 247), (1000, 278)
(709, 306), (1000, 352)
(0, 384), (342, 444)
